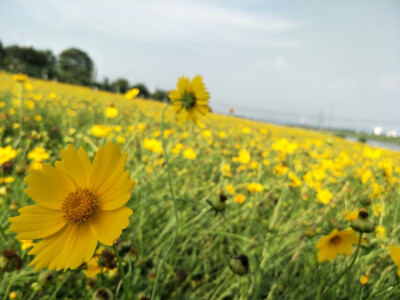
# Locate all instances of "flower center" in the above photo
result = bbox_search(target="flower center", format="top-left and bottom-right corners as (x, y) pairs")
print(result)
(62, 188), (97, 224)
(329, 235), (341, 245)
(181, 92), (196, 109)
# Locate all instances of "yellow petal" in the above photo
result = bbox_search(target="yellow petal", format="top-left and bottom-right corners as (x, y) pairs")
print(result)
(29, 225), (74, 271)
(9, 205), (66, 239)
(89, 143), (125, 194)
(24, 165), (75, 209)
(89, 207), (132, 246)
(97, 171), (135, 210)
(55, 145), (91, 187)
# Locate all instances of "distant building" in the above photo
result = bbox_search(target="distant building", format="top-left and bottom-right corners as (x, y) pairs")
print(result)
(387, 129), (397, 137)
(373, 126), (383, 136)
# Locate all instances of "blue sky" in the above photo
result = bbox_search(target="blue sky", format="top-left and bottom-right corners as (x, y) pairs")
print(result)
(1, 0), (399, 132)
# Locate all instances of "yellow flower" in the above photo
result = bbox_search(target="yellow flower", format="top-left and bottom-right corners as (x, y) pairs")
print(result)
(234, 194), (246, 204)
(288, 172), (302, 188)
(117, 135), (126, 143)
(232, 149), (251, 165)
(360, 275), (368, 285)
(125, 88), (140, 99)
(0, 177), (15, 184)
(375, 225), (386, 239)
(27, 147), (50, 162)
(272, 138), (298, 154)
(344, 211), (358, 221)
(8, 291), (18, 300)
(247, 183), (263, 193)
(13, 73), (28, 82)
(183, 148), (196, 160)
(9, 143), (135, 271)
(360, 169), (373, 184)
(389, 244), (400, 276)
(316, 228), (359, 262)
(91, 125), (112, 137)
(34, 115), (42, 122)
(84, 256), (102, 278)
(226, 184), (236, 195)
(169, 75), (210, 123)
(316, 189), (333, 205)
(273, 164), (289, 176)
(29, 161), (43, 171)
(105, 106), (118, 118)
(19, 239), (35, 250)
(171, 143), (183, 155)
(143, 138), (163, 153)
(220, 164), (232, 177)
(0, 146), (17, 165)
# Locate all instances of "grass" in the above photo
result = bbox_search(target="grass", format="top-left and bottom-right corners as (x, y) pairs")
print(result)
(1, 71), (400, 299)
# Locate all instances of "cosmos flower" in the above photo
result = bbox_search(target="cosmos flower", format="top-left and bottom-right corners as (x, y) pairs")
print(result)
(0, 146), (17, 166)
(125, 88), (140, 99)
(360, 275), (368, 285)
(105, 106), (118, 119)
(389, 244), (400, 276)
(183, 148), (196, 160)
(316, 228), (359, 262)
(169, 75), (210, 123)
(12, 73), (28, 83)
(91, 125), (112, 138)
(27, 147), (50, 162)
(234, 194), (246, 204)
(9, 142), (135, 271)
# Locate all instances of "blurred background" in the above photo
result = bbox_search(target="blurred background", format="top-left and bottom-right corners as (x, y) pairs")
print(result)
(0, 0), (399, 135)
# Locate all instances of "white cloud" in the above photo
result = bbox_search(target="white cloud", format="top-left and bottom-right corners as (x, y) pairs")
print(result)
(10, 0), (302, 50)
(329, 78), (355, 90)
(273, 56), (293, 71)
(379, 74), (400, 93)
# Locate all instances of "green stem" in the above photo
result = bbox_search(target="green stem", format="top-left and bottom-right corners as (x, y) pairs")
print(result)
(2, 271), (17, 300)
(113, 244), (129, 299)
(151, 104), (179, 300)
(50, 272), (70, 300)
(366, 281), (400, 300)
(320, 232), (363, 299)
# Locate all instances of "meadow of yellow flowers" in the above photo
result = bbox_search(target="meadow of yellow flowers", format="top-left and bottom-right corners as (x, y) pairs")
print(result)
(1, 70), (400, 299)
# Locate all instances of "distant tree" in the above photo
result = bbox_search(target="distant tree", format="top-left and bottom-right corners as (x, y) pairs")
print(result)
(58, 48), (93, 86)
(152, 89), (169, 102)
(2, 45), (56, 78)
(112, 78), (129, 93)
(0, 40), (4, 67)
(98, 77), (112, 91)
(131, 83), (150, 98)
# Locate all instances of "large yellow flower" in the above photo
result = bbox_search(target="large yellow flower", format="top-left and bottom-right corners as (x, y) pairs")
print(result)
(389, 244), (400, 276)
(169, 75), (210, 123)
(9, 142), (135, 271)
(316, 228), (359, 262)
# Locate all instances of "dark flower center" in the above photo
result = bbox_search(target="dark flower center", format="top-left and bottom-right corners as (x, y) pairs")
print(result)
(329, 235), (341, 245)
(181, 92), (196, 109)
(62, 187), (97, 224)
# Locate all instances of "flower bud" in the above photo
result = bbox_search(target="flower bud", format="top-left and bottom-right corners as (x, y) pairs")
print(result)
(39, 271), (55, 287)
(31, 282), (41, 292)
(351, 209), (374, 233)
(229, 254), (249, 276)
(92, 287), (114, 300)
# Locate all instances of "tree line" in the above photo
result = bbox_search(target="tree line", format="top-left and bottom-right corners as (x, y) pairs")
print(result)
(0, 40), (169, 101)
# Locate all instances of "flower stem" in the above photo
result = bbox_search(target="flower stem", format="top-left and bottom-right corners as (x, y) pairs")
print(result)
(151, 104), (179, 300)
(320, 232), (363, 298)
(113, 244), (129, 299)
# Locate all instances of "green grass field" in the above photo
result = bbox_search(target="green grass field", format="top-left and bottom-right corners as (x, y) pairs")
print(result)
(1, 71), (400, 299)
